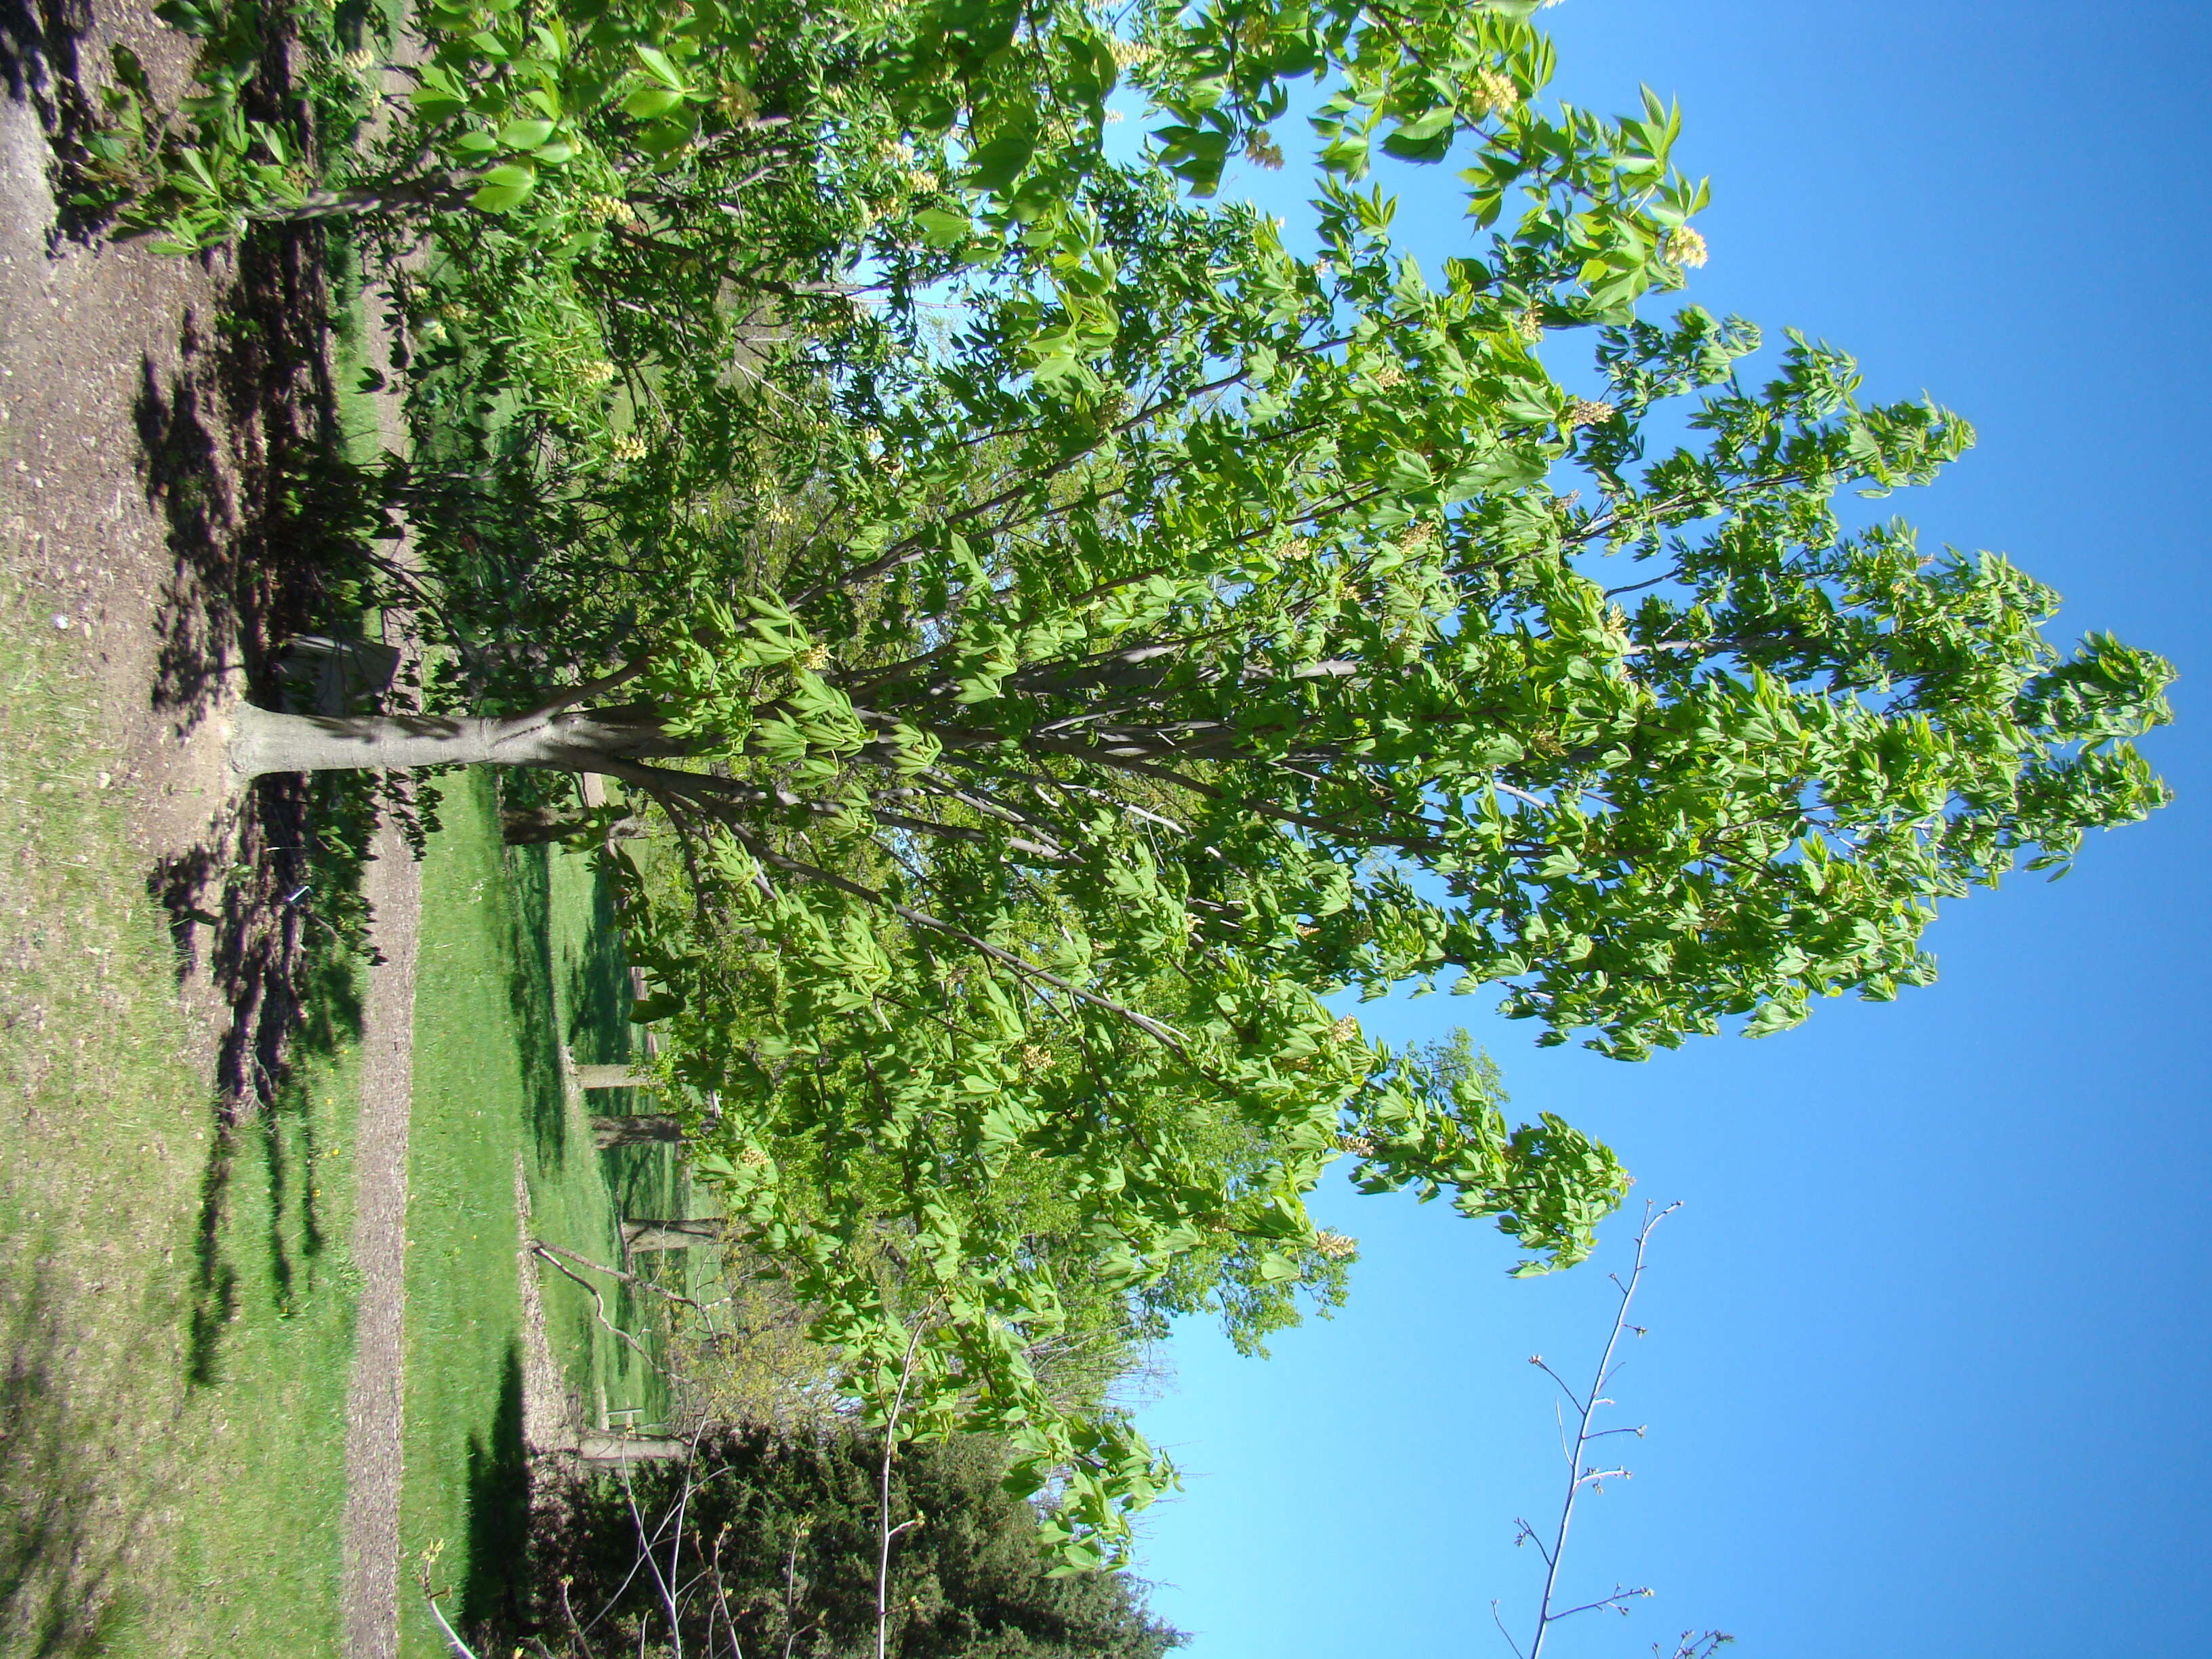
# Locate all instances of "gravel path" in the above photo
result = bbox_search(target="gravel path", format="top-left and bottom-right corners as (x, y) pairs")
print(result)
(337, 816), (422, 1659)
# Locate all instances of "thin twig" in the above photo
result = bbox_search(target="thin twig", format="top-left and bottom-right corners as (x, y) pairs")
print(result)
(876, 1304), (940, 1659)
(533, 1248), (678, 1378)
(1522, 1201), (1680, 1659)
(621, 1460), (685, 1659)
(533, 1240), (710, 1315)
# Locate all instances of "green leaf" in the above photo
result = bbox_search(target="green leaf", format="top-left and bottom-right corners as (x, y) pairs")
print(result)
(635, 43), (689, 91)
(497, 117), (556, 150)
(621, 86), (686, 121)
(964, 129), (1036, 194)
(916, 207), (972, 247)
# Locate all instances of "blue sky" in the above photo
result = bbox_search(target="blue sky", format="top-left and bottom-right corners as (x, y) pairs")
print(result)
(1126, 3), (2212, 1656)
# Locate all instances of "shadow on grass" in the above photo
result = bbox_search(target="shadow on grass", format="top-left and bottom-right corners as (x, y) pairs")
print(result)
(564, 861), (633, 1063)
(184, 954), (359, 1385)
(115, 205), (386, 1388)
(0, 1262), (150, 1658)
(461, 1345), (530, 1642)
(499, 835), (571, 1170)
(539, 851), (684, 1237)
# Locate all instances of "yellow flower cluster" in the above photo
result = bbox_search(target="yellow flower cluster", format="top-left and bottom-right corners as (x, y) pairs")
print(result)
(576, 359), (617, 388)
(1567, 398), (1616, 429)
(1313, 1231), (1358, 1261)
(1335, 1134), (1377, 1156)
(1469, 68), (1521, 117)
(609, 432), (648, 462)
(1662, 225), (1710, 268)
(582, 194), (641, 228)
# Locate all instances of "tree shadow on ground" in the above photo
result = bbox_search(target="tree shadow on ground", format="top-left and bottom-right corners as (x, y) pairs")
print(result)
(182, 1054), (340, 1385)
(123, 207), (386, 1381)
(563, 861), (633, 1062)
(122, 216), (384, 1383)
(460, 1345), (530, 1642)
(499, 830), (572, 1170)
(0, 0), (109, 249)
(0, 1261), (151, 1658)
(544, 853), (683, 1238)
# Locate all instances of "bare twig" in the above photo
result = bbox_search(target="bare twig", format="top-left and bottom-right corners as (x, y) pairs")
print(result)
(533, 1240), (712, 1315)
(532, 1246), (680, 1378)
(1517, 1200), (1683, 1659)
(621, 1458), (686, 1659)
(417, 1542), (484, 1659)
(876, 1304), (941, 1659)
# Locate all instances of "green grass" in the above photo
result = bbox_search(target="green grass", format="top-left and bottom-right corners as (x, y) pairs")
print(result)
(0, 553), (366, 1658)
(0, 569), (684, 1658)
(396, 770), (685, 1656)
(3, 281), (691, 1651)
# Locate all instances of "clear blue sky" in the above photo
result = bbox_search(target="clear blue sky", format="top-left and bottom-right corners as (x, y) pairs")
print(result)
(1127, 4), (2212, 1656)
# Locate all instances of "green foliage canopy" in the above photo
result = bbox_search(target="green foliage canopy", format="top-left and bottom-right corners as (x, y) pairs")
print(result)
(574, 140), (2165, 1561)
(106, 0), (2173, 1574)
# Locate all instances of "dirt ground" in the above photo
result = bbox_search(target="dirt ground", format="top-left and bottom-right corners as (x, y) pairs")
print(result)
(1, 0), (360, 1088)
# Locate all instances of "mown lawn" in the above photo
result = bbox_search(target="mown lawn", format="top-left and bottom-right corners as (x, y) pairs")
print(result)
(0, 556), (366, 1658)
(1, 556), (683, 1656)
(396, 769), (684, 1656)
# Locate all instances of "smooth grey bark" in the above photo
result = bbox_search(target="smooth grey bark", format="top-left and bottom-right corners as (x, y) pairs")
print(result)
(592, 1115), (682, 1149)
(227, 702), (689, 781)
(621, 1218), (723, 1252)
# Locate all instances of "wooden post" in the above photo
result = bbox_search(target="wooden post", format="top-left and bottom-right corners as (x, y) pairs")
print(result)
(621, 1218), (723, 1252)
(575, 1434), (689, 1463)
(592, 1115), (683, 1149)
(576, 1065), (653, 1091)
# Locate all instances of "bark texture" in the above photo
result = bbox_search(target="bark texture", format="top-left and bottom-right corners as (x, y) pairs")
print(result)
(227, 701), (689, 781)
(575, 1434), (691, 1463)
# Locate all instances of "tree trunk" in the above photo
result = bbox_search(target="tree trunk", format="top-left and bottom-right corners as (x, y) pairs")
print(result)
(593, 1115), (682, 1149)
(226, 701), (689, 781)
(245, 175), (478, 222)
(621, 1218), (723, 1252)
(577, 1065), (655, 1092)
(575, 1434), (689, 1463)
(502, 805), (654, 845)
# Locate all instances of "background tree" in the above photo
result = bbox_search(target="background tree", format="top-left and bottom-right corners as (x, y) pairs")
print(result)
(507, 1429), (1184, 1659)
